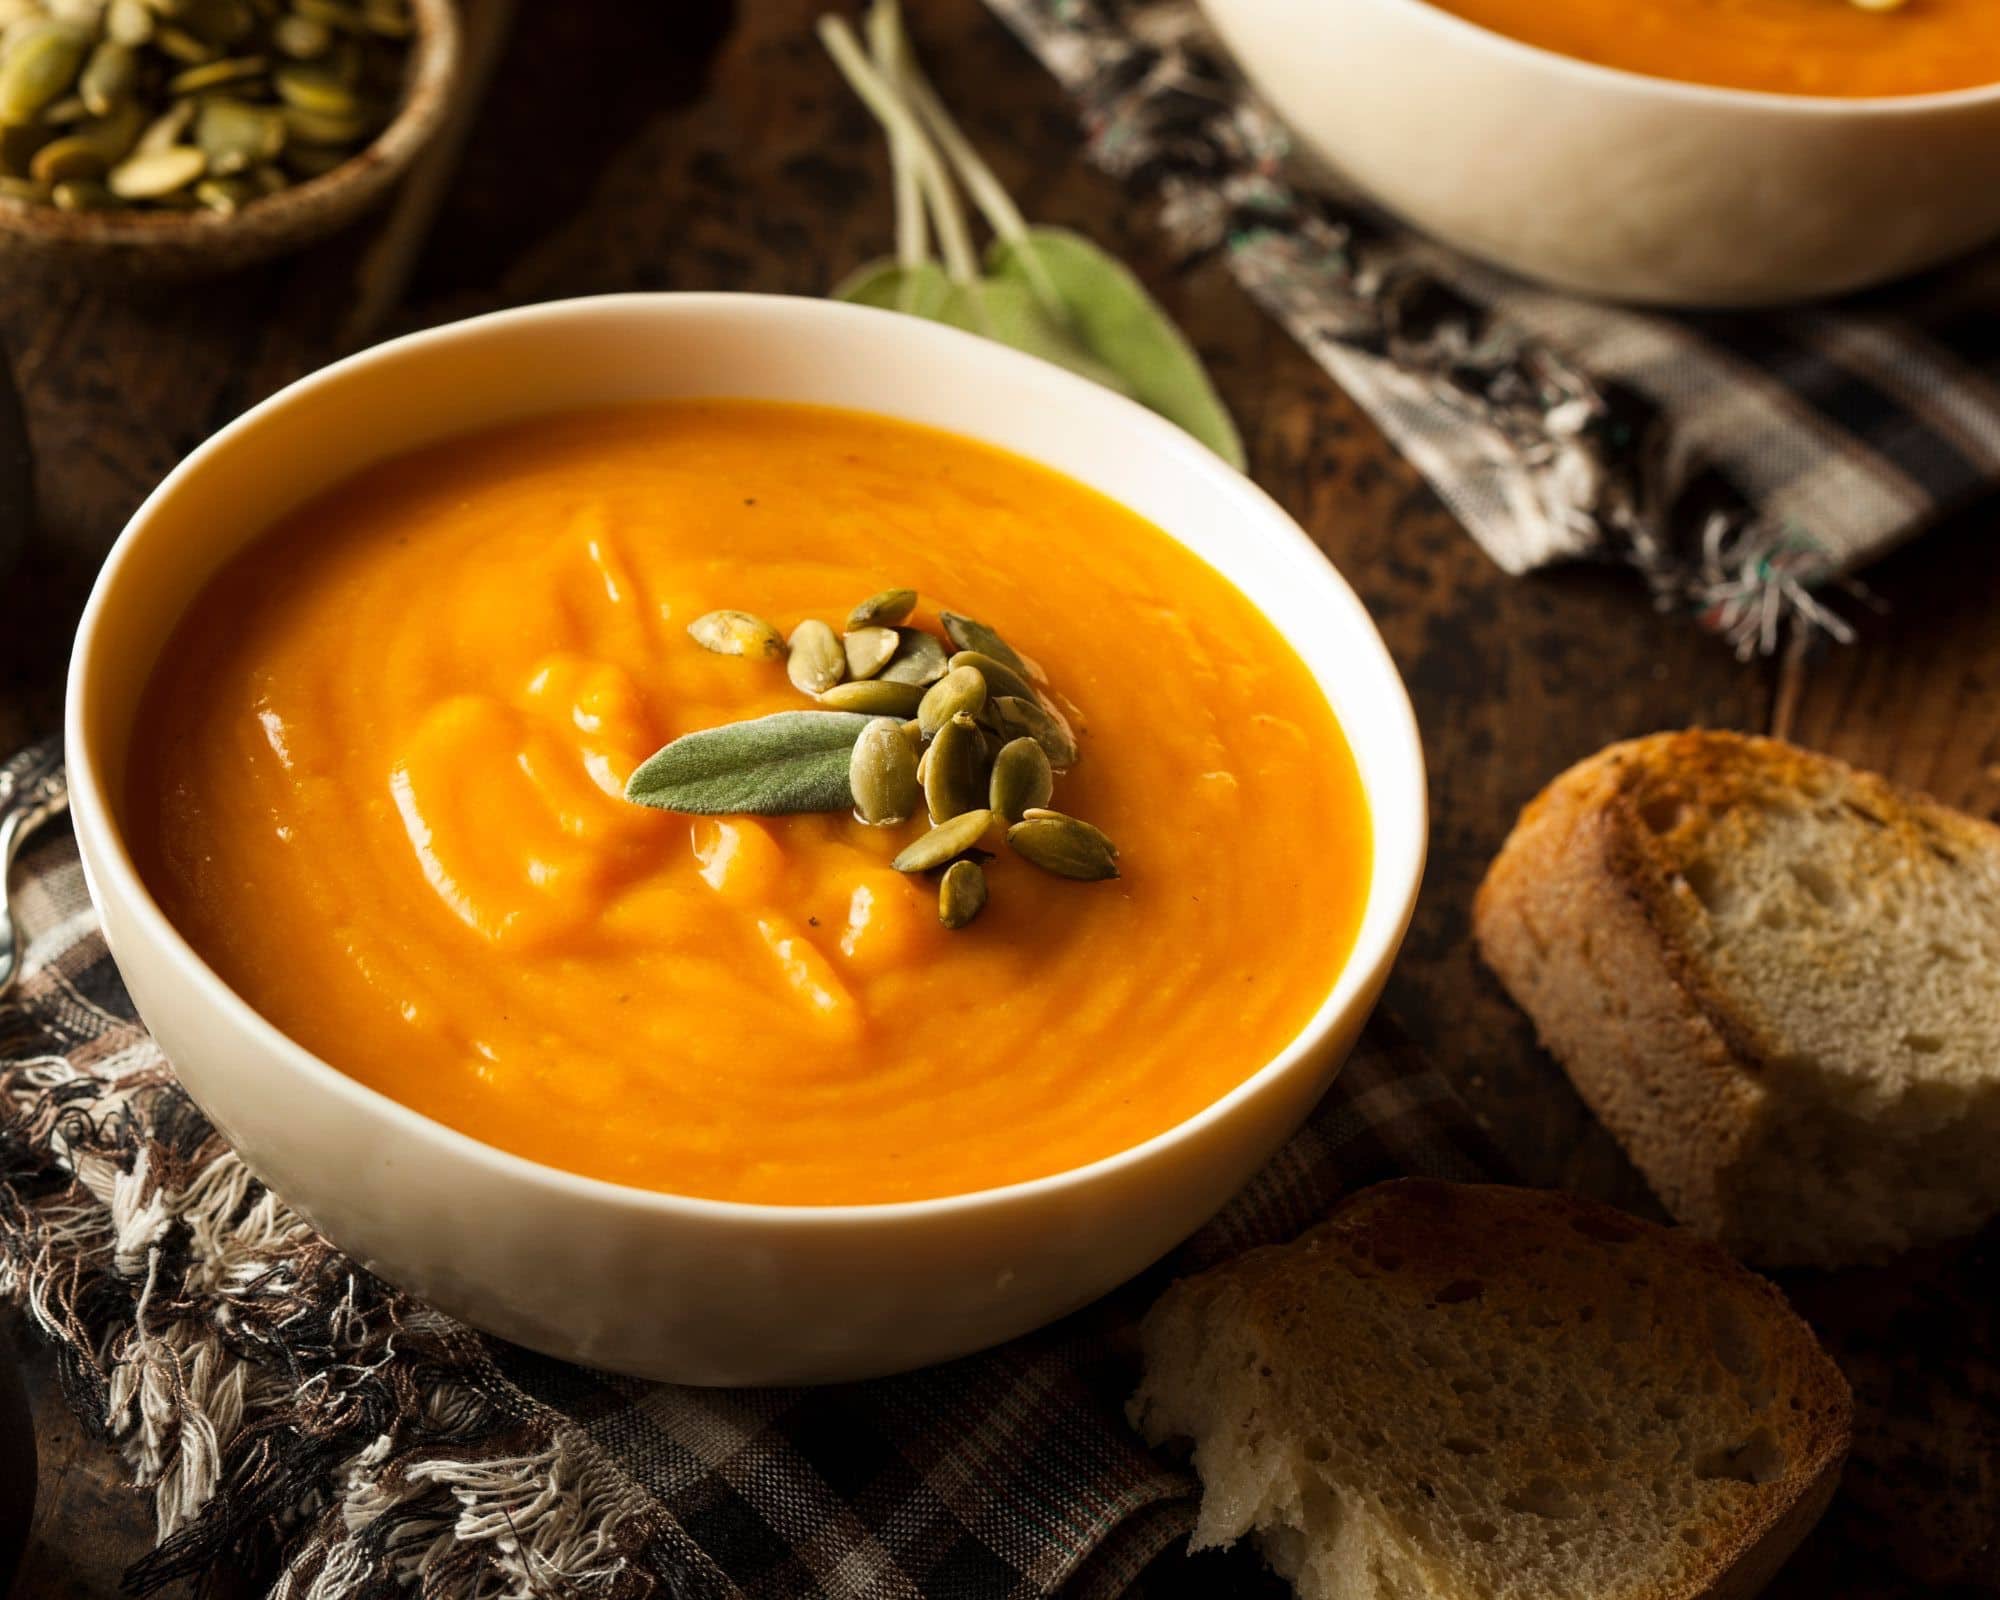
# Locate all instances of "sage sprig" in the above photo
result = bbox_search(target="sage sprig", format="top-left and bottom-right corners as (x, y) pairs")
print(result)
(626, 586), (1121, 929)
(624, 710), (873, 815)
(817, 1), (1245, 471)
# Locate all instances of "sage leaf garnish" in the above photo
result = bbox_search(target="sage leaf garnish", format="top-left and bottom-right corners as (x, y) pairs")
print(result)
(624, 710), (873, 815)
(989, 228), (1244, 470)
(818, 0), (1244, 470)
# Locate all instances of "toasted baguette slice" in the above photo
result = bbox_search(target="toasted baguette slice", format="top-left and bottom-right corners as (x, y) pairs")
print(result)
(1475, 730), (2000, 1269)
(1131, 1180), (1850, 1600)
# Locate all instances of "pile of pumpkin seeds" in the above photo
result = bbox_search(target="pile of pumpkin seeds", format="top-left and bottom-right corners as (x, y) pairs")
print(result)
(0, 0), (411, 214)
(682, 588), (1118, 931)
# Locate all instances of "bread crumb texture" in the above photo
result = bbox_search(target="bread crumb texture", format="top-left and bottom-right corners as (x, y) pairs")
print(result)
(1474, 730), (2000, 1267)
(1131, 1181), (1851, 1600)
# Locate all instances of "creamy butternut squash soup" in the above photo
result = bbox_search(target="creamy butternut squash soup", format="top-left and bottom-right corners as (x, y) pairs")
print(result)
(1426, 0), (2000, 98)
(128, 402), (1369, 1205)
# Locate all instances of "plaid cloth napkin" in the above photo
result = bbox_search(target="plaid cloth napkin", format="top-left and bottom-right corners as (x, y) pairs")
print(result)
(1, 827), (1501, 1600)
(983, 0), (2000, 656)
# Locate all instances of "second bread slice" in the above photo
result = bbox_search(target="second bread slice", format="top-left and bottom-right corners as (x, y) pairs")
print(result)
(1131, 1180), (1851, 1600)
(1474, 730), (2000, 1268)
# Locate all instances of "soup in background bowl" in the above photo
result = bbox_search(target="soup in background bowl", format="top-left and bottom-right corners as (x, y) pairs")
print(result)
(66, 294), (1425, 1383)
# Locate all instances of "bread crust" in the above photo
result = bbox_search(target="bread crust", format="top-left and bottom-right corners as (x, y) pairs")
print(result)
(1137, 1180), (1854, 1600)
(1473, 729), (2000, 1266)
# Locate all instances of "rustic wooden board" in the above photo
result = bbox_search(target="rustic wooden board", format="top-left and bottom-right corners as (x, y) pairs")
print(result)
(3, 1), (1996, 1594)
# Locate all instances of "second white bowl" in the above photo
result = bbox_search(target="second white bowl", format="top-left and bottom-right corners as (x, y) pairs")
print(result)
(1202, 0), (2000, 307)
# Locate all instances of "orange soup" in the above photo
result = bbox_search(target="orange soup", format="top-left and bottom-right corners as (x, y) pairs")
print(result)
(1426, 0), (2000, 98)
(127, 402), (1370, 1205)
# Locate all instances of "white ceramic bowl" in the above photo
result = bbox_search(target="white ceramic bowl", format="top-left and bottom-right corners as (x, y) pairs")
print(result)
(65, 293), (1425, 1384)
(1200, 0), (2000, 307)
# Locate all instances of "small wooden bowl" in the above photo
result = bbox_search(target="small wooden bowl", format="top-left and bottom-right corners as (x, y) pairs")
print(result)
(0, 0), (460, 284)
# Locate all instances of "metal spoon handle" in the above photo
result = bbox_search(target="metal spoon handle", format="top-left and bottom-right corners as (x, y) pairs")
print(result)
(0, 736), (67, 997)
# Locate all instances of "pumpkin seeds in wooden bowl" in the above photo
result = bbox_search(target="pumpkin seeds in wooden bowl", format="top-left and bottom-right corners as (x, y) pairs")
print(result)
(0, 0), (459, 281)
(625, 589), (1120, 930)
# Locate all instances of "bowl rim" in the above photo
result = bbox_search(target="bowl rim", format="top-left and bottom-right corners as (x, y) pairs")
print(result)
(0, 0), (459, 242)
(66, 290), (1428, 1227)
(1371, 0), (2000, 112)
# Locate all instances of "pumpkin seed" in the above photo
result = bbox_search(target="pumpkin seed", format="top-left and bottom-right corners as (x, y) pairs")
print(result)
(849, 715), (918, 825)
(918, 662), (986, 737)
(272, 59), (354, 113)
(939, 611), (1032, 681)
(938, 859), (987, 929)
(947, 649), (1036, 705)
(1008, 810), (1119, 880)
(923, 711), (987, 822)
(891, 807), (993, 874)
(688, 608), (784, 659)
(106, 0), (152, 45)
(817, 677), (924, 717)
(28, 128), (104, 179)
(135, 97), (193, 151)
(785, 618), (844, 696)
(988, 736), (1052, 822)
(152, 25), (214, 63)
(168, 51), (264, 93)
(0, 23), (89, 125)
(877, 626), (948, 686)
(77, 37), (134, 113)
(847, 586), (917, 629)
(271, 12), (329, 55)
(195, 95), (282, 171)
(841, 624), (898, 681)
(281, 100), (367, 144)
(989, 694), (1078, 769)
(106, 140), (202, 196)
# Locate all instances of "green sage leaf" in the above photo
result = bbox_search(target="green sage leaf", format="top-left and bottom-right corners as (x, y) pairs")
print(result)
(624, 710), (873, 815)
(835, 257), (1135, 398)
(988, 227), (1245, 470)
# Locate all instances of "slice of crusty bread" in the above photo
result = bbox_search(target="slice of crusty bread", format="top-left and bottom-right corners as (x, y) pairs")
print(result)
(1130, 1180), (1851, 1600)
(1474, 730), (2000, 1269)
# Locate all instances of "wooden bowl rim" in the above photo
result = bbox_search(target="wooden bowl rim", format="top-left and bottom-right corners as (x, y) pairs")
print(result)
(0, 0), (461, 248)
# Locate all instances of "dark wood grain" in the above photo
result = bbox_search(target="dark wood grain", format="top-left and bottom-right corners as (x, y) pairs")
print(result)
(2, 1), (1997, 1595)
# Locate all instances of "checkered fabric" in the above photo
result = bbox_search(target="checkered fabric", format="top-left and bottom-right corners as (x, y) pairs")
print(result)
(984, 0), (2000, 655)
(1, 829), (1499, 1598)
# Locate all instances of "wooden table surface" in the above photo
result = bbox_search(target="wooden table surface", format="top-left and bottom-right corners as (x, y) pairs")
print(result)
(4, 2), (1996, 1595)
